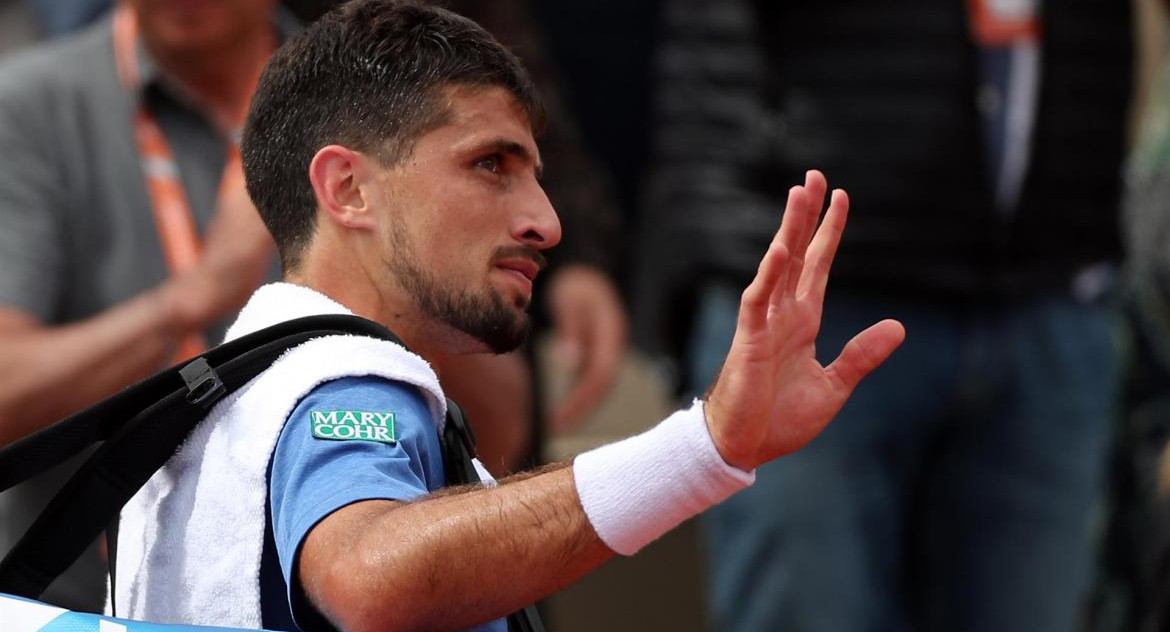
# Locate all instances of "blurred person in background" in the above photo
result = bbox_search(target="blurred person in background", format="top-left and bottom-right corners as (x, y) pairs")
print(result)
(1089, 2), (1170, 627)
(637, 1), (1135, 631)
(0, 0), (287, 611)
(20, 0), (109, 37)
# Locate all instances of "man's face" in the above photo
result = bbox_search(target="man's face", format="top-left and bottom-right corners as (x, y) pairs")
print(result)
(123, 0), (274, 57)
(374, 86), (561, 354)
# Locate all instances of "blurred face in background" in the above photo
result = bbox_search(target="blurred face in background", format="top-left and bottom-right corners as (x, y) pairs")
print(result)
(121, 0), (277, 58)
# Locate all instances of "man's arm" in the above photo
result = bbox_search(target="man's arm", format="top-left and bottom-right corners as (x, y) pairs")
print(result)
(0, 185), (273, 445)
(436, 352), (532, 474)
(0, 297), (181, 445)
(301, 465), (609, 632)
(297, 171), (904, 632)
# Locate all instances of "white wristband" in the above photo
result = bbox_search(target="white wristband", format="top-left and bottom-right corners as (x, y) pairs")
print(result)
(572, 399), (755, 555)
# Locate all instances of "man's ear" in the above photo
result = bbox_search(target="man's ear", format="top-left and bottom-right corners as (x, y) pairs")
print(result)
(308, 145), (377, 230)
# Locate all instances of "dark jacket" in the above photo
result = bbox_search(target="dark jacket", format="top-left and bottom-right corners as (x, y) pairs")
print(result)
(637, 0), (1133, 354)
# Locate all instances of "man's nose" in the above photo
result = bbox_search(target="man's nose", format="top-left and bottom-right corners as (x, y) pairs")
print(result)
(512, 183), (562, 250)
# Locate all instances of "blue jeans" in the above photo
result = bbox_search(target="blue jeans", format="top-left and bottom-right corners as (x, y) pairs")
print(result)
(691, 284), (1121, 632)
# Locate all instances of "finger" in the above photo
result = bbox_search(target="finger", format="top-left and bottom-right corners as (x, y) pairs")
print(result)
(773, 186), (810, 302)
(824, 319), (905, 395)
(781, 171), (828, 295)
(797, 188), (849, 304)
(800, 170), (828, 240)
(791, 170), (827, 278)
(739, 240), (790, 332)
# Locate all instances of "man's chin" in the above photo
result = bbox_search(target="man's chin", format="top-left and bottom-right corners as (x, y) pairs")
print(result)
(430, 287), (531, 354)
(481, 319), (530, 355)
(508, 291), (532, 312)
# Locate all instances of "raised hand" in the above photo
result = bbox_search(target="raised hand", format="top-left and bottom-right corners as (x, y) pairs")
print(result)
(704, 171), (904, 471)
(545, 264), (628, 432)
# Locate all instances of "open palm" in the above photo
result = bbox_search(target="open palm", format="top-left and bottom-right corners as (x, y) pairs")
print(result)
(705, 171), (905, 471)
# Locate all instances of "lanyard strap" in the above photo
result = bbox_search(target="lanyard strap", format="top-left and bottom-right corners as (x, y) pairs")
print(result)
(966, 0), (1041, 47)
(113, 7), (254, 359)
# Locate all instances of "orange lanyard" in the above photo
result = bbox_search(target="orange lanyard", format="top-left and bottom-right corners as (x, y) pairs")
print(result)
(966, 0), (1041, 47)
(113, 7), (252, 360)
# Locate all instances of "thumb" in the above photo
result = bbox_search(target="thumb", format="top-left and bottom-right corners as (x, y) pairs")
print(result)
(825, 319), (905, 394)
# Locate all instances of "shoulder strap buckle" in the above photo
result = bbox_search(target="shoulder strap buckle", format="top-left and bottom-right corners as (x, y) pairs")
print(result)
(179, 357), (226, 409)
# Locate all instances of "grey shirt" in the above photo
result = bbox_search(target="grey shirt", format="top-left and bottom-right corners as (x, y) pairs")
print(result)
(0, 15), (226, 325)
(0, 13), (287, 612)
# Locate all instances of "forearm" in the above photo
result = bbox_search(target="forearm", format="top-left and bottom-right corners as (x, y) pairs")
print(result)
(0, 286), (187, 444)
(303, 403), (753, 632)
(306, 464), (612, 632)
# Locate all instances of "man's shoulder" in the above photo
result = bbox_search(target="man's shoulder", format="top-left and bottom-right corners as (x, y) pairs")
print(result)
(279, 376), (441, 473)
(301, 375), (432, 418)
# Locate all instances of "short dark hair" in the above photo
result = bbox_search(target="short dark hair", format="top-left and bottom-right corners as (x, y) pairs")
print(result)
(242, 0), (544, 271)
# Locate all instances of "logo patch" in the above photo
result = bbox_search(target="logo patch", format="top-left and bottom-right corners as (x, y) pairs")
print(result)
(310, 410), (397, 444)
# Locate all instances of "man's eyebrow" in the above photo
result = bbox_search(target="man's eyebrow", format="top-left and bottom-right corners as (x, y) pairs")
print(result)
(483, 138), (544, 179)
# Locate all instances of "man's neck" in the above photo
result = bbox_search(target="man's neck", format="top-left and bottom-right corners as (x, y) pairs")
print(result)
(284, 273), (480, 369)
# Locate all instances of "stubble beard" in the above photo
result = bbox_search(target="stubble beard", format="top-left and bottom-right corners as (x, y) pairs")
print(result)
(385, 237), (530, 355)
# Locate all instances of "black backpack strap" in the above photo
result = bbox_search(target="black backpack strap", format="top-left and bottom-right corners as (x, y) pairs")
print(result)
(440, 400), (545, 632)
(0, 314), (400, 599)
(440, 399), (480, 487)
(0, 312), (544, 631)
(0, 315), (398, 493)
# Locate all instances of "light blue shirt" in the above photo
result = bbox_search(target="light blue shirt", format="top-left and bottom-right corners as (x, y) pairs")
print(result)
(263, 375), (505, 632)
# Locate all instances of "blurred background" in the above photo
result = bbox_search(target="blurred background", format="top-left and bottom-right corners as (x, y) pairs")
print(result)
(4, 0), (1170, 630)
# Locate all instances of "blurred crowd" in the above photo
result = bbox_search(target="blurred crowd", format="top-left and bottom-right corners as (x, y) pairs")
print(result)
(1, 0), (1169, 631)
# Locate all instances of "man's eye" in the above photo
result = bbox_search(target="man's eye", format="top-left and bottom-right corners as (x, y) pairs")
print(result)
(475, 155), (501, 174)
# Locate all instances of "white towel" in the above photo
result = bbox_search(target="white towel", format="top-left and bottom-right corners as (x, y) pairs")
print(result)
(115, 283), (447, 628)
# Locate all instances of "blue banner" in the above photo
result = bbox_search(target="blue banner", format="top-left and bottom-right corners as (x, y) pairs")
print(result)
(1, 594), (274, 632)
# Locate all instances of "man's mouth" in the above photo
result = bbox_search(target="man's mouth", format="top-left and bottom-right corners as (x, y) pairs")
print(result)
(495, 258), (541, 283)
(492, 247), (546, 298)
(492, 246), (546, 280)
